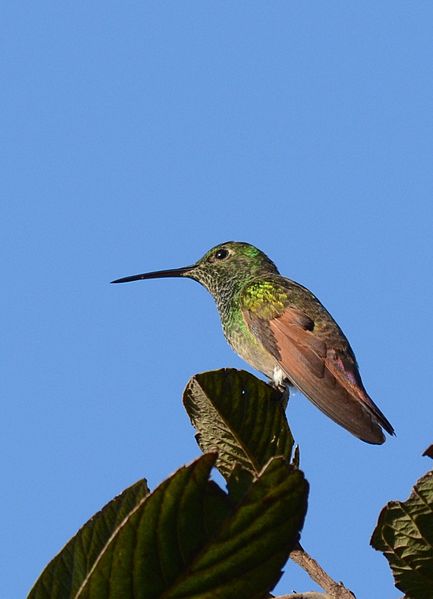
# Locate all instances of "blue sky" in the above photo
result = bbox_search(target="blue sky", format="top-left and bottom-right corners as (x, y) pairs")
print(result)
(2, 3), (432, 597)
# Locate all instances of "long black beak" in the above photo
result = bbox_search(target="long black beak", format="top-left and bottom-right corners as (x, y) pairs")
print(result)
(111, 265), (195, 284)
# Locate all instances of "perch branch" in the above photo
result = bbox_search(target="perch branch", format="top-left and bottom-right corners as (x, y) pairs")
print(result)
(289, 543), (356, 599)
(275, 593), (331, 598)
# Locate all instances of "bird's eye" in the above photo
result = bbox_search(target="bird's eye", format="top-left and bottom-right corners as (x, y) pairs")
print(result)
(215, 248), (229, 260)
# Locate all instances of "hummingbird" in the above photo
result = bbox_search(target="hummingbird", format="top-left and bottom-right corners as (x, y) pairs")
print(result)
(112, 241), (394, 444)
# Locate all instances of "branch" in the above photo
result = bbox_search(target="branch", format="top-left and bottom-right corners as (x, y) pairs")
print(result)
(289, 543), (356, 599)
(275, 593), (332, 598)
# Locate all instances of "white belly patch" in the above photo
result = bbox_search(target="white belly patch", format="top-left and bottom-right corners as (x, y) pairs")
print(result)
(272, 365), (286, 388)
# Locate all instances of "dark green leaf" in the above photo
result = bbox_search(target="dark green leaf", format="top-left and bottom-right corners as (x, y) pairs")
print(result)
(371, 470), (433, 599)
(28, 478), (150, 599)
(164, 458), (308, 599)
(54, 454), (307, 599)
(183, 369), (294, 480)
(226, 463), (254, 503)
(73, 454), (220, 599)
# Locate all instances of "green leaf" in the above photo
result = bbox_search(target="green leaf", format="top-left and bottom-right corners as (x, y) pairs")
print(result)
(183, 369), (294, 481)
(28, 478), (150, 599)
(34, 454), (307, 599)
(163, 457), (308, 599)
(74, 454), (222, 599)
(371, 470), (433, 599)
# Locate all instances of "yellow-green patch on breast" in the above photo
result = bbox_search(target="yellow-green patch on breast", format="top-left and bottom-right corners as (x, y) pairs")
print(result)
(241, 280), (288, 319)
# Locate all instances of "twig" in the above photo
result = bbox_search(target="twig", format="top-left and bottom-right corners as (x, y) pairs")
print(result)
(289, 543), (356, 599)
(275, 593), (331, 598)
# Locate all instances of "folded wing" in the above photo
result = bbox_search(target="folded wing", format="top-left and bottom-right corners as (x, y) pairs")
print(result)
(244, 306), (394, 444)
